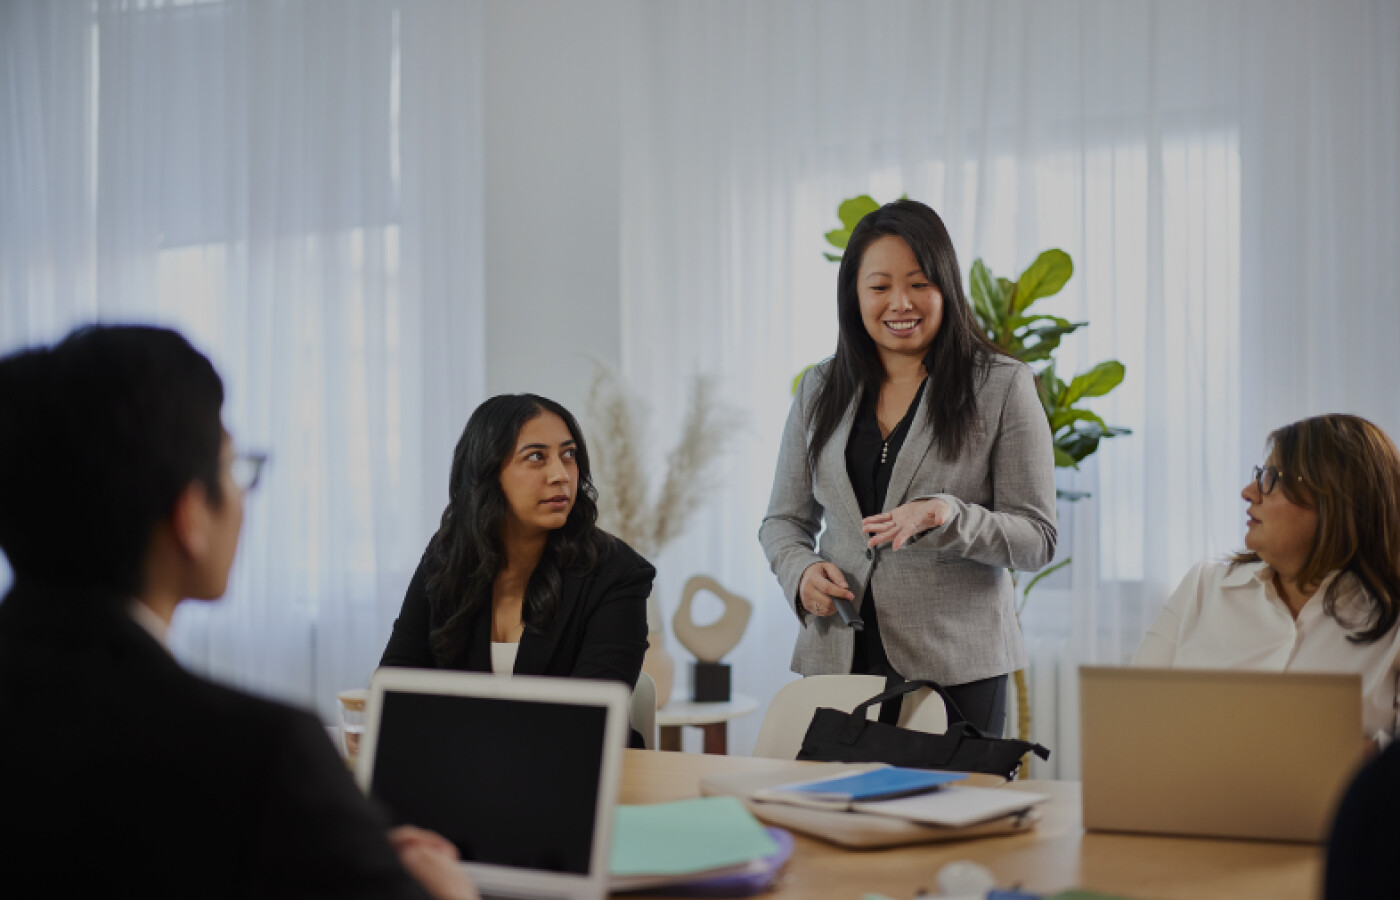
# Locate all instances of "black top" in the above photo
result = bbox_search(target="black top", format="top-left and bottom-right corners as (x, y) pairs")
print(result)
(1326, 738), (1400, 899)
(380, 534), (654, 688)
(844, 379), (926, 680)
(0, 579), (430, 900)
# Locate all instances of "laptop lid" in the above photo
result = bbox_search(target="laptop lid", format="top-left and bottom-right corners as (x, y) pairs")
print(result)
(1079, 666), (1366, 843)
(357, 669), (631, 900)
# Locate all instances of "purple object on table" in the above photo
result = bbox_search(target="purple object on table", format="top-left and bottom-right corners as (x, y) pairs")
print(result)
(652, 827), (794, 897)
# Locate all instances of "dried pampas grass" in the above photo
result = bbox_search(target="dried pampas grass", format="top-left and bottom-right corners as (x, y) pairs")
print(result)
(584, 363), (741, 559)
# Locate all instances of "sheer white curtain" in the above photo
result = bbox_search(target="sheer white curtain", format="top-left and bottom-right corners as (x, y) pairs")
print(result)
(0, 0), (485, 722)
(620, 0), (1400, 770)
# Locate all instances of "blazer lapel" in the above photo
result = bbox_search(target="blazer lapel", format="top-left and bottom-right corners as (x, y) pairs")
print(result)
(822, 395), (865, 528)
(884, 382), (936, 512)
(458, 608), (494, 672)
(512, 570), (583, 676)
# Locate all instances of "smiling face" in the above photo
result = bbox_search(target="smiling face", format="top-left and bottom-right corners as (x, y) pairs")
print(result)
(1242, 458), (1319, 579)
(857, 234), (944, 368)
(498, 411), (579, 539)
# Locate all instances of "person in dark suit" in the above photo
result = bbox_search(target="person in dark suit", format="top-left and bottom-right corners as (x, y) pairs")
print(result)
(1325, 739), (1400, 898)
(0, 325), (475, 900)
(380, 395), (654, 700)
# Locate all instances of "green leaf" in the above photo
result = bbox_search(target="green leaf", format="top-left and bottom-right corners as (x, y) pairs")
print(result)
(1014, 249), (1073, 314)
(1049, 408), (1108, 433)
(824, 229), (849, 251)
(1022, 556), (1073, 607)
(837, 195), (880, 231)
(823, 252), (843, 262)
(991, 276), (1013, 320)
(1053, 446), (1079, 468)
(1034, 362), (1058, 414)
(1061, 360), (1126, 406)
(969, 259), (999, 328)
(1017, 345), (1059, 364)
(1057, 429), (1102, 464)
(1056, 488), (1091, 502)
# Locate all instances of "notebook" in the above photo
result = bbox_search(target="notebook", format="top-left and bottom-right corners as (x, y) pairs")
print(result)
(757, 767), (966, 806)
(357, 668), (631, 900)
(1079, 666), (1366, 843)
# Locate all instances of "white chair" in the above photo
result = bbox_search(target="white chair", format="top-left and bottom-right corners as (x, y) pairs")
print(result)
(751, 674), (947, 760)
(630, 671), (658, 749)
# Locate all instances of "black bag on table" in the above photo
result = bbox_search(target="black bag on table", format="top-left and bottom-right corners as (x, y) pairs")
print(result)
(796, 678), (1050, 780)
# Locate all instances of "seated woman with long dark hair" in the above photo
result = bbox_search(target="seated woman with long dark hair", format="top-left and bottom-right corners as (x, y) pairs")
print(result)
(380, 394), (653, 690)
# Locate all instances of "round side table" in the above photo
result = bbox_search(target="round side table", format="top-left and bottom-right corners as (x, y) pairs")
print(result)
(655, 693), (758, 755)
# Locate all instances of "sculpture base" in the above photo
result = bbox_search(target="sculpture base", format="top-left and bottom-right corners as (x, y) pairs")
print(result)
(691, 661), (731, 702)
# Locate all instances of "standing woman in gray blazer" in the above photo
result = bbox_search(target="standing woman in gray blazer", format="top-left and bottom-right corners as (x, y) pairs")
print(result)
(759, 199), (1057, 736)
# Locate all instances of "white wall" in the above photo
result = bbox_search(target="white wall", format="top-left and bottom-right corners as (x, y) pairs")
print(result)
(483, 0), (623, 416)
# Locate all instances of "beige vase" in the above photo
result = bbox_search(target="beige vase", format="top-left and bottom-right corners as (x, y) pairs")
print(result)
(641, 590), (675, 707)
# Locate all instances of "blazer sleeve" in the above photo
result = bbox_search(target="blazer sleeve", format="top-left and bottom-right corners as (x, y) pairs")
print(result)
(758, 369), (826, 618)
(250, 708), (432, 900)
(379, 549), (437, 668)
(569, 551), (654, 687)
(914, 363), (1058, 571)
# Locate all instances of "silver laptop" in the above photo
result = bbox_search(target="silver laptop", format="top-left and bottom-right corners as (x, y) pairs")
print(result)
(357, 668), (631, 900)
(1080, 666), (1366, 843)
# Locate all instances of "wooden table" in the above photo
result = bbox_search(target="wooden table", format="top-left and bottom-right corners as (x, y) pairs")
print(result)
(618, 750), (1324, 900)
(655, 694), (758, 754)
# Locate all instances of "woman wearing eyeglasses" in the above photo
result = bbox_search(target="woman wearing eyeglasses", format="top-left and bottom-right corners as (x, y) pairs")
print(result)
(1132, 414), (1400, 744)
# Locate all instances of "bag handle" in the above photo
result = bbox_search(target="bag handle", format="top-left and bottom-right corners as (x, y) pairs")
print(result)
(850, 678), (974, 732)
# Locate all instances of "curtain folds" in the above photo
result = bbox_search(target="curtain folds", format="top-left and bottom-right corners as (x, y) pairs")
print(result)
(620, 0), (1400, 771)
(0, 0), (485, 723)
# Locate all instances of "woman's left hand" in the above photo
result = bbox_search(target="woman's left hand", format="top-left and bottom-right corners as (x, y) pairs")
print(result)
(863, 498), (952, 551)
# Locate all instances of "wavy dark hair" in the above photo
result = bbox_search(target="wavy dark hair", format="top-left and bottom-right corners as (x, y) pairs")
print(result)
(1232, 414), (1400, 644)
(807, 199), (1003, 469)
(426, 394), (610, 662)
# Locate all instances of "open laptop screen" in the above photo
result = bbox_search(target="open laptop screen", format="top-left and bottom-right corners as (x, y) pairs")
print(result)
(368, 690), (608, 874)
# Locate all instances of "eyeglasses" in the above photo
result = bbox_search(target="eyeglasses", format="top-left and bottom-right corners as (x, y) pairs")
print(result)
(231, 451), (269, 493)
(1251, 464), (1299, 496)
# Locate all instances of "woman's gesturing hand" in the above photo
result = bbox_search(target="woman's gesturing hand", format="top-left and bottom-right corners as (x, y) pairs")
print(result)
(863, 498), (952, 551)
(798, 561), (854, 617)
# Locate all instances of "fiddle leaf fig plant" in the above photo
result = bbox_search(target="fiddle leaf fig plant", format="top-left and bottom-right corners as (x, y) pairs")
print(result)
(969, 250), (1130, 498)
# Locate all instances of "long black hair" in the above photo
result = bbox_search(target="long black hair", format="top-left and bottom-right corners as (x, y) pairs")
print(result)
(425, 394), (610, 662)
(807, 199), (1002, 468)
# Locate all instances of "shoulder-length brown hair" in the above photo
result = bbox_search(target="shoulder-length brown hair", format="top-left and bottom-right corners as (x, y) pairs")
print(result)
(1234, 414), (1400, 643)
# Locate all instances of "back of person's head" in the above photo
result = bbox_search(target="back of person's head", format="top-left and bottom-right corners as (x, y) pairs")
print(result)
(1243, 413), (1400, 642)
(0, 325), (224, 595)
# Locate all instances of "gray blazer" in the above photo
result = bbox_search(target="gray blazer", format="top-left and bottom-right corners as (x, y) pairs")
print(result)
(759, 357), (1057, 685)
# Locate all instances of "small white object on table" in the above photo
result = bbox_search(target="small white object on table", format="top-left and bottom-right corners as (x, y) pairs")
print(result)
(656, 693), (758, 754)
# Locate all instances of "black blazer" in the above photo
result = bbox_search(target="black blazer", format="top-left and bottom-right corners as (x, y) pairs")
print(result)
(380, 534), (654, 689)
(1326, 738), (1400, 899)
(0, 580), (429, 900)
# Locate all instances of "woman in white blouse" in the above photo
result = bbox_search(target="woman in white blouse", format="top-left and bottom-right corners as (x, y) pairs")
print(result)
(1133, 414), (1400, 743)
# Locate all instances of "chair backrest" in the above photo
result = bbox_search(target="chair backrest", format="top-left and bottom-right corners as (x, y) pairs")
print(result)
(751, 674), (948, 760)
(630, 671), (657, 749)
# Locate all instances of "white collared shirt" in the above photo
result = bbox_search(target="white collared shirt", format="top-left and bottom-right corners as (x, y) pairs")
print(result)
(1133, 560), (1400, 741)
(128, 599), (170, 649)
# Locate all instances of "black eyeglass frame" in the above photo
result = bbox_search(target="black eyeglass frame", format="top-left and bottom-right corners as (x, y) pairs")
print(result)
(1251, 464), (1301, 496)
(231, 451), (269, 493)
